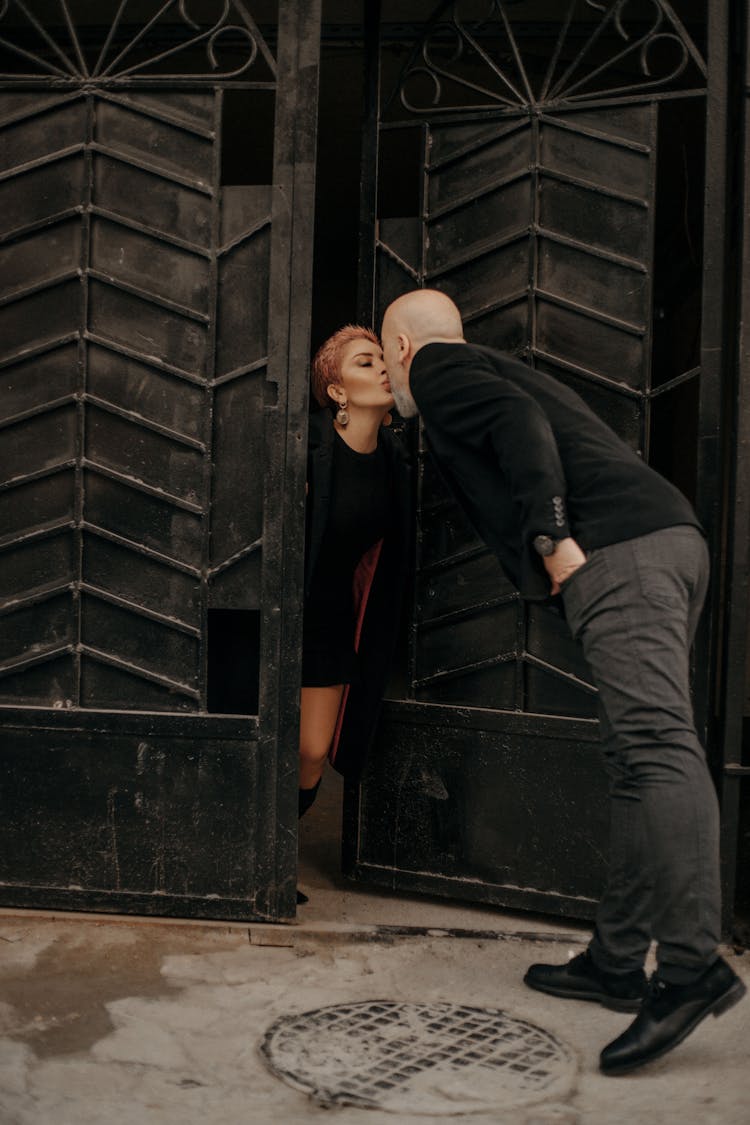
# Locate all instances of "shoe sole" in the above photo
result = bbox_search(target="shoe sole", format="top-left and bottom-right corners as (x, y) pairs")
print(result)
(523, 974), (643, 1013)
(600, 977), (747, 1075)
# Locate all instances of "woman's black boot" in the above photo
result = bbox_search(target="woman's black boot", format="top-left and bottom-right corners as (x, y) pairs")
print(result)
(297, 779), (321, 905)
(298, 779), (321, 819)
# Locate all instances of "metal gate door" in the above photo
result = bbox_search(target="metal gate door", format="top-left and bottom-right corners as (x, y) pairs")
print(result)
(0, 0), (320, 921)
(346, 1), (724, 919)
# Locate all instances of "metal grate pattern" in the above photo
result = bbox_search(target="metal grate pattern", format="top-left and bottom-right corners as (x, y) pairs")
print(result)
(393, 0), (706, 115)
(261, 1001), (577, 1115)
(0, 2), (276, 712)
(372, 3), (708, 721)
(0, 0), (276, 85)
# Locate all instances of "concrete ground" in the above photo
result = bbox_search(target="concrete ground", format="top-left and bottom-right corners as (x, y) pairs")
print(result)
(1, 773), (748, 1125)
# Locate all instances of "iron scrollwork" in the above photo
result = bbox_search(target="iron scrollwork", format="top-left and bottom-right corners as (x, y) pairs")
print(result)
(398, 0), (706, 114)
(0, 0), (276, 84)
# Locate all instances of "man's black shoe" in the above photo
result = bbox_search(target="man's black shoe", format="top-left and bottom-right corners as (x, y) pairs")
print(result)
(523, 950), (647, 1012)
(600, 956), (746, 1075)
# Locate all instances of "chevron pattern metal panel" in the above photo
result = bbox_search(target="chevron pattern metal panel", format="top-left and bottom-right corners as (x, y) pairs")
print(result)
(373, 0), (707, 721)
(0, 5), (276, 714)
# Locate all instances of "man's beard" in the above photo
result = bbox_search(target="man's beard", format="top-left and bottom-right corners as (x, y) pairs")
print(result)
(390, 380), (419, 419)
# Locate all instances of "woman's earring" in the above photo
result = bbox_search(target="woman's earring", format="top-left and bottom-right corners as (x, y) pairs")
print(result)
(335, 401), (349, 426)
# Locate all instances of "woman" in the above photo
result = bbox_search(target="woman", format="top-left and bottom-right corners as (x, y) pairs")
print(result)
(298, 326), (411, 887)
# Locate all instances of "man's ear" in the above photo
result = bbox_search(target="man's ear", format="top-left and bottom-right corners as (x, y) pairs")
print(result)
(398, 333), (410, 362)
(326, 383), (345, 405)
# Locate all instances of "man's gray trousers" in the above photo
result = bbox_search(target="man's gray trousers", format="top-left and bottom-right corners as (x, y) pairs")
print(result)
(561, 525), (720, 983)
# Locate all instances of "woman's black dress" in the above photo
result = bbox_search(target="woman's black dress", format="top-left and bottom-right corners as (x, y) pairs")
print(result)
(302, 430), (391, 687)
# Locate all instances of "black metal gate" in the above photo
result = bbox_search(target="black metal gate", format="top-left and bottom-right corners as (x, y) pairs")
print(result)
(0, 0), (320, 920)
(345, 0), (731, 920)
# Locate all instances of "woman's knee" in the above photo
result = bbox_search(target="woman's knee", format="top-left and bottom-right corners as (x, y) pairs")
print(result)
(298, 685), (343, 768)
(299, 738), (331, 768)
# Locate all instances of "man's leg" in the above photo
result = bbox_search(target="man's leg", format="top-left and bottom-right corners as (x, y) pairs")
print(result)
(563, 526), (719, 976)
(587, 699), (654, 975)
(523, 693), (650, 1009)
(524, 566), (662, 1010)
(559, 527), (743, 1072)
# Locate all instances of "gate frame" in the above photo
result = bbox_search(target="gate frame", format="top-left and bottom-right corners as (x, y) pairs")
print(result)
(715, 0), (750, 935)
(261, 0), (321, 918)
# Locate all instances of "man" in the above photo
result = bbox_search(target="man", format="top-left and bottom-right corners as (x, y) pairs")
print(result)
(380, 288), (745, 1075)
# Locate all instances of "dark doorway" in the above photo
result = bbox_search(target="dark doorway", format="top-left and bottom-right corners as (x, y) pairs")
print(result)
(311, 5), (368, 349)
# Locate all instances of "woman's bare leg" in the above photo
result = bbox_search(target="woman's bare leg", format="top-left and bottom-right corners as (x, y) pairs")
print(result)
(299, 684), (345, 790)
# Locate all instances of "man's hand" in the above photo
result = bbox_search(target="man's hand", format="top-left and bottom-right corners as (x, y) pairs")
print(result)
(543, 537), (588, 596)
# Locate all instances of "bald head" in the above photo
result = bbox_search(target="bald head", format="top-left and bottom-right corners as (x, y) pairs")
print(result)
(380, 289), (465, 418)
(382, 289), (464, 350)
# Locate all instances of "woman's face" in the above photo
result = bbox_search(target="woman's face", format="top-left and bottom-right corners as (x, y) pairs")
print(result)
(331, 338), (394, 413)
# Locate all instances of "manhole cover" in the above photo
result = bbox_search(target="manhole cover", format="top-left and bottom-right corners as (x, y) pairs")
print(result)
(260, 1001), (577, 1115)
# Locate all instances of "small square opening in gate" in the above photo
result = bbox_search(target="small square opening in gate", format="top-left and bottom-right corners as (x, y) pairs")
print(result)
(221, 89), (275, 186)
(207, 608), (261, 715)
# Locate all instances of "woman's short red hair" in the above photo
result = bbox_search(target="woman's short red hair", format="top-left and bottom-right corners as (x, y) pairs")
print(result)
(311, 324), (380, 410)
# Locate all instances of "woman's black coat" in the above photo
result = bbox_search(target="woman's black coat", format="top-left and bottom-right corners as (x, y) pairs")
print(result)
(304, 410), (412, 780)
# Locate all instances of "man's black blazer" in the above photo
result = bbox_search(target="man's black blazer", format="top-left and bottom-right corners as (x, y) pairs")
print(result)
(409, 342), (700, 600)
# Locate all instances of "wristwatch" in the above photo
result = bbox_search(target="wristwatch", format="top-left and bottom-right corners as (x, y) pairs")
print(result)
(533, 534), (558, 557)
